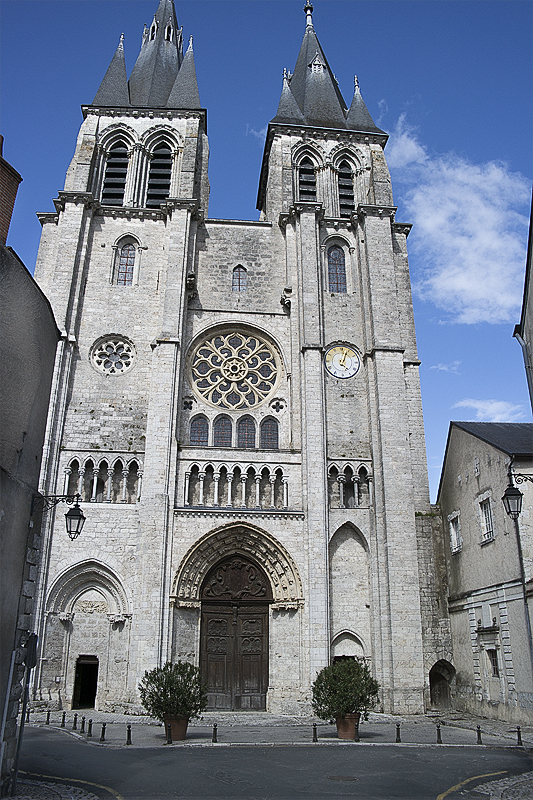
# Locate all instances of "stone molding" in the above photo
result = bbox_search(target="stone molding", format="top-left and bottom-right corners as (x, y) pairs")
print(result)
(174, 507), (304, 519)
(46, 560), (131, 617)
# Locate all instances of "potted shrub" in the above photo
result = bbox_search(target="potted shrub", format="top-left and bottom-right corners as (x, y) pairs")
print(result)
(311, 658), (380, 740)
(138, 661), (207, 741)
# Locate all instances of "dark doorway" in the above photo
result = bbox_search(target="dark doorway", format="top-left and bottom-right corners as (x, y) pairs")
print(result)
(72, 655), (99, 709)
(200, 555), (271, 710)
(429, 660), (455, 709)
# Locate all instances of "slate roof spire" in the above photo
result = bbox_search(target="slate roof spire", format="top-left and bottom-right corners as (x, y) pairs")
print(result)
(166, 35), (201, 109)
(270, 1), (384, 133)
(92, 34), (130, 107)
(128, 0), (183, 107)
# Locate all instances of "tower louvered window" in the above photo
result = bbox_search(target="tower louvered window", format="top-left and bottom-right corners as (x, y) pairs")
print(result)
(328, 245), (347, 293)
(146, 143), (172, 208)
(299, 157), (316, 202)
(101, 141), (129, 206)
(338, 161), (355, 217)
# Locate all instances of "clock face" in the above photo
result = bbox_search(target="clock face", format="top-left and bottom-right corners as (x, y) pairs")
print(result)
(324, 345), (360, 379)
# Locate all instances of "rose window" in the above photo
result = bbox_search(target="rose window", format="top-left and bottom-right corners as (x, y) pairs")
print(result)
(90, 336), (135, 375)
(190, 332), (279, 408)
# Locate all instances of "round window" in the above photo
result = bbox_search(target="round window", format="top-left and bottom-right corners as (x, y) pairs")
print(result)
(90, 335), (135, 376)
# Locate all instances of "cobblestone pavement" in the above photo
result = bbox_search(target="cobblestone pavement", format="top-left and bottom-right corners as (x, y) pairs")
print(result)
(10, 778), (99, 799)
(17, 708), (533, 799)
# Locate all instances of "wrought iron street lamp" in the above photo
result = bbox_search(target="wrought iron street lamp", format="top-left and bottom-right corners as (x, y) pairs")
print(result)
(31, 493), (86, 539)
(502, 483), (523, 520)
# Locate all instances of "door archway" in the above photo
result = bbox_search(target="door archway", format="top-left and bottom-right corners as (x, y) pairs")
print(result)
(200, 555), (272, 710)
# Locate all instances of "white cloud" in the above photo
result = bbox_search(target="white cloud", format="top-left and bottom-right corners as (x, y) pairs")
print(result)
(387, 116), (530, 324)
(430, 361), (461, 374)
(453, 398), (526, 422)
(246, 124), (267, 143)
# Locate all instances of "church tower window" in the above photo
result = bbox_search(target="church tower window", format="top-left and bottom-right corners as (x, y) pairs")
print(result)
(190, 415), (209, 446)
(298, 157), (316, 202)
(232, 265), (247, 292)
(101, 140), (129, 207)
(115, 243), (135, 286)
(328, 245), (347, 293)
(237, 416), (256, 449)
(338, 160), (355, 217)
(146, 142), (172, 208)
(213, 415), (232, 447)
(260, 417), (279, 449)
(165, 24), (173, 42)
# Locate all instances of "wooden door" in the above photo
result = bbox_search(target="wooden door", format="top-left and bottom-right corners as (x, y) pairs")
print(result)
(200, 556), (271, 710)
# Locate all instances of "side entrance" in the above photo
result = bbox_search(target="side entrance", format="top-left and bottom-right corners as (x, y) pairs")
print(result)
(200, 555), (272, 710)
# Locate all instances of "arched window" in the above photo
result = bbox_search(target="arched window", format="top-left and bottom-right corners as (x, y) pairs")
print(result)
(213, 415), (232, 447)
(237, 416), (256, 449)
(190, 415), (209, 446)
(165, 25), (172, 42)
(150, 24), (157, 41)
(299, 157), (316, 202)
(101, 140), (129, 207)
(328, 245), (347, 293)
(232, 265), (247, 292)
(338, 160), (355, 217)
(146, 142), (172, 208)
(115, 243), (135, 286)
(260, 418), (279, 449)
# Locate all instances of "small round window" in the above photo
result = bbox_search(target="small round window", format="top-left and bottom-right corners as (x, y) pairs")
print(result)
(90, 335), (135, 376)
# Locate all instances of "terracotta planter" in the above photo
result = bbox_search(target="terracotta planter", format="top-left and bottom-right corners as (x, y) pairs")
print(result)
(163, 715), (189, 741)
(336, 712), (361, 741)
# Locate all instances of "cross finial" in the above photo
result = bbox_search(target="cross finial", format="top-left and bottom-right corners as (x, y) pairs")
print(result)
(119, 33), (125, 45)
(354, 75), (360, 90)
(304, 1), (314, 28)
(188, 35), (193, 50)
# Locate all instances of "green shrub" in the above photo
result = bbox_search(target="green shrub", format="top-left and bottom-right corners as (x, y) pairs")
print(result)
(311, 659), (380, 720)
(138, 661), (207, 721)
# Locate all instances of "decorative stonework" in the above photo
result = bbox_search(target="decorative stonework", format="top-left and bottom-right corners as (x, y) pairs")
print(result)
(190, 332), (279, 409)
(90, 335), (135, 375)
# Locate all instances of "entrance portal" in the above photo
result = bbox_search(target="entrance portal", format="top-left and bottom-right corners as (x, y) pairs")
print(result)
(429, 660), (455, 709)
(72, 655), (99, 709)
(200, 555), (271, 710)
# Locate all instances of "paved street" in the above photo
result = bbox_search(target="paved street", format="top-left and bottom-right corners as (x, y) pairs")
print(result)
(13, 712), (533, 800)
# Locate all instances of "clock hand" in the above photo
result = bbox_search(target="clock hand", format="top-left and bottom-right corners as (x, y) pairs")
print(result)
(339, 348), (348, 367)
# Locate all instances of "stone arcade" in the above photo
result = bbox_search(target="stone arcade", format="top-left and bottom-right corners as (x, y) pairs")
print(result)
(32, 0), (448, 715)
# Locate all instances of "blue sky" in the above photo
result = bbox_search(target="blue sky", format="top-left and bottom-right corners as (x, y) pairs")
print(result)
(1, 0), (531, 500)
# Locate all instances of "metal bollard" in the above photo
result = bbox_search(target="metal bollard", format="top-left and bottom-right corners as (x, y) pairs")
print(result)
(476, 725), (482, 745)
(46, 711), (51, 725)
(166, 724), (172, 745)
(72, 713), (78, 731)
(517, 726), (523, 746)
(25, 707), (30, 723)
(61, 712), (66, 728)
(100, 723), (106, 743)
(312, 723), (318, 743)
(81, 716), (85, 733)
(212, 723), (218, 743)
(436, 723), (442, 744)
(126, 724), (132, 745)
(87, 719), (93, 738)
(396, 723), (401, 743)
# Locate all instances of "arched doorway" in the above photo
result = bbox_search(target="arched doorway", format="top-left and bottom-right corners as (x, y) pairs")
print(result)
(429, 660), (456, 709)
(200, 555), (272, 710)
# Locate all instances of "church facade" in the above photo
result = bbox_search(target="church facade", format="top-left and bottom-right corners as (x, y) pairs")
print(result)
(32, 0), (449, 715)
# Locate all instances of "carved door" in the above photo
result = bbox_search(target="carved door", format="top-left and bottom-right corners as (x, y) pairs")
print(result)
(200, 556), (271, 710)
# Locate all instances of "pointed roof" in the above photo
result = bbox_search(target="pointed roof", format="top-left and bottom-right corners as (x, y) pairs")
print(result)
(92, 35), (130, 107)
(270, 1), (383, 133)
(166, 36), (201, 108)
(346, 76), (385, 134)
(128, 0), (183, 107)
(451, 422), (533, 458)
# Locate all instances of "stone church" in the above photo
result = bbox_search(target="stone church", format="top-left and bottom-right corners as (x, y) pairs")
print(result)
(32, 0), (449, 715)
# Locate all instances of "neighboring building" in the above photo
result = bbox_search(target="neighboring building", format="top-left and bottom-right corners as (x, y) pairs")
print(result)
(514, 197), (533, 412)
(0, 136), (22, 246)
(438, 422), (533, 724)
(32, 0), (446, 715)
(0, 240), (59, 791)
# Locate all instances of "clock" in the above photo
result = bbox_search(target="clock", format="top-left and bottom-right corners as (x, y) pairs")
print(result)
(324, 345), (360, 379)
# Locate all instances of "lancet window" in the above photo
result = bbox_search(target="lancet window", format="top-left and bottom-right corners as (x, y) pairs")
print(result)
(190, 415), (209, 446)
(232, 265), (247, 292)
(260, 418), (279, 450)
(328, 245), (347, 293)
(145, 142), (172, 208)
(298, 157), (317, 202)
(338, 160), (355, 217)
(237, 417), (256, 449)
(115, 243), (135, 286)
(213, 416), (232, 447)
(101, 140), (129, 207)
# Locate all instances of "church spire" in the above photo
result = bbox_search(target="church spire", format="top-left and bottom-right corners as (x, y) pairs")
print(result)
(128, 0), (183, 107)
(166, 36), (201, 108)
(346, 75), (384, 134)
(92, 34), (130, 107)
